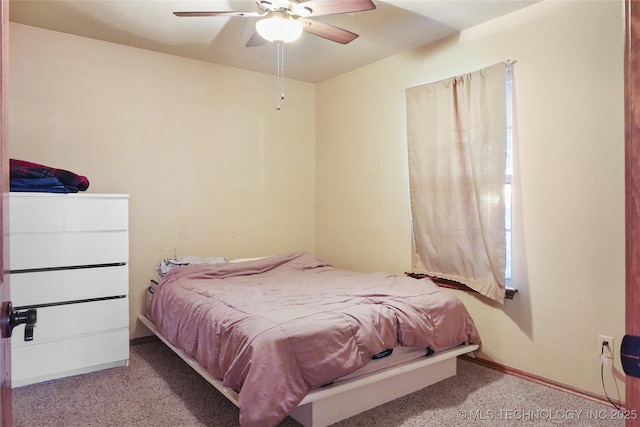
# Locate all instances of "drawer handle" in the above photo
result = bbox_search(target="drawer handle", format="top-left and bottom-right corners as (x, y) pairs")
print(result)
(1, 302), (37, 341)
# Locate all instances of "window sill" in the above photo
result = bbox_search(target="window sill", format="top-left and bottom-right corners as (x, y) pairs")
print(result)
(405, 272), (517, 300)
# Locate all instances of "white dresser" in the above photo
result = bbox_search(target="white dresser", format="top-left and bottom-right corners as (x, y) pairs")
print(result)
(9, 193), (130, 387)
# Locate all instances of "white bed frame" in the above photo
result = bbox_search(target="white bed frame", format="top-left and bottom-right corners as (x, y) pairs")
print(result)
(138, 314), (478, 427)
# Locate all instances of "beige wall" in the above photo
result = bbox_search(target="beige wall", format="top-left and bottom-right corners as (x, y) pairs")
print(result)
(316, 0), (626, 401)
(8, 23), (317, 338)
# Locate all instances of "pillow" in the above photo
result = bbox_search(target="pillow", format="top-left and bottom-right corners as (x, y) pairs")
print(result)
(156, 256), (228, 279)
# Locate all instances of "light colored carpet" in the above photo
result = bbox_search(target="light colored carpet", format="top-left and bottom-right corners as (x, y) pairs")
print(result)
(13, 341), (623, 426)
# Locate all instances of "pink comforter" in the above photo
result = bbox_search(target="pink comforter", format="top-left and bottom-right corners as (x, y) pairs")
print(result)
(149, 252), (481, 427)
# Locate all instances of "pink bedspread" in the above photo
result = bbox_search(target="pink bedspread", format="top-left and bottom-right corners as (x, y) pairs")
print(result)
(149, 252), (481, 427)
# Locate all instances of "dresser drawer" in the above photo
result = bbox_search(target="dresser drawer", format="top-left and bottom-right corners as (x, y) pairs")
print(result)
(11, 297), (129, 345)
(9, 195), (63, 233)
(64, 197), (128, 232)
(11, 265), (128, 306)
(12, 329), (129, 387)
(10, 231), (128, 270)
(10, 193), (128, 233)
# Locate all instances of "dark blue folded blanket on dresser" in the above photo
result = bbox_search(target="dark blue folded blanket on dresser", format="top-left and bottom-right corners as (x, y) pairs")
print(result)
(10, 159), (90, 193)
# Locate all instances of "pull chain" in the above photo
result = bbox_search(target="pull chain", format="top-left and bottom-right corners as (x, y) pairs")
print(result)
(276, 42), (285, 110)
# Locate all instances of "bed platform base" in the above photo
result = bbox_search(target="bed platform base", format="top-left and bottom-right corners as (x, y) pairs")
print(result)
(138, 314), (478, 427)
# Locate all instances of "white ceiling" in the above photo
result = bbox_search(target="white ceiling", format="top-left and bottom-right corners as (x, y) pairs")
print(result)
(9, 0), (540, 83)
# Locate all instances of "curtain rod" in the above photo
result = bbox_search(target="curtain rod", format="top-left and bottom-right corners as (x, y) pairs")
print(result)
(405, 60), (517, 92)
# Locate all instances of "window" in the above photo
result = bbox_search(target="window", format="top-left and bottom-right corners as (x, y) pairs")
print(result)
(505, 64), (514, 286)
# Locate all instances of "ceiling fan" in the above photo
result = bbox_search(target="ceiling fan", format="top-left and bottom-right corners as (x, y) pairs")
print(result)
(173, 0), (377, 46)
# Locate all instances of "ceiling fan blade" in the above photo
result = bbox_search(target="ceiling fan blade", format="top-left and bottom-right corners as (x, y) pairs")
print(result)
(300, 19), (359, 44)
(246, 32), (267, 47)
(296, 0), (376, 17)
(173, 11), (263, 17)
(256, 1), (278, 12)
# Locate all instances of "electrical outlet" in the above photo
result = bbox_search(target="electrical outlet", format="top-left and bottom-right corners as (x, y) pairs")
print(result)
(599, 335), (614, 359)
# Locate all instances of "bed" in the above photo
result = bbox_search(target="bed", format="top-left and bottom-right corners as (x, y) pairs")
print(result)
(140, 252), (481, 427)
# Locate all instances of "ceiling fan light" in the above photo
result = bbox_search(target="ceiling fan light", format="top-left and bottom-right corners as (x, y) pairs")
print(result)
(256, 14), (303, 43)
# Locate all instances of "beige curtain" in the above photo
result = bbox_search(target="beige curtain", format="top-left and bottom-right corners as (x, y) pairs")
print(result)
(406, 63), (507, 303)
